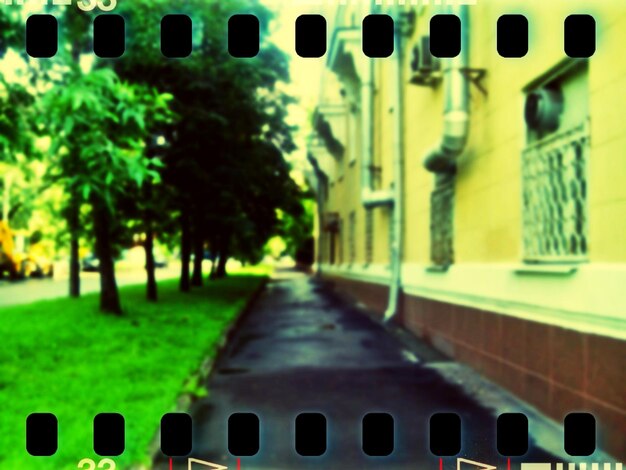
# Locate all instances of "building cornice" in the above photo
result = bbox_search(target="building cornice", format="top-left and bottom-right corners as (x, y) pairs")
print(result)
(328, 27), (365, 84)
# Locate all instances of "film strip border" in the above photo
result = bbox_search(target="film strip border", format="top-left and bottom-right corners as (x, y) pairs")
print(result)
(22, 12), (597, 59)
(26, 411), (598, 458)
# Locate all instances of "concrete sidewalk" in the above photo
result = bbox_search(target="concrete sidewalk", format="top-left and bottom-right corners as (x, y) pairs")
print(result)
(157, 269), (565, 470)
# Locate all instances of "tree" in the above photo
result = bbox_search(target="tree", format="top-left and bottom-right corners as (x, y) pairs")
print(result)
(42, 69), (172, 313)
(112, 135), (175, 301)
(0, 75), (38, 226)
(114, 0), (306, 282)
(278, 195), (315, 264)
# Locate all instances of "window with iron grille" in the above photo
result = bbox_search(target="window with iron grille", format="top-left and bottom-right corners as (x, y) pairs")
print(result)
(522, 62), (589, 262)
(522, 122), (589, 261)
(365, 208), (374, 265)
(430, 174), (454, 267)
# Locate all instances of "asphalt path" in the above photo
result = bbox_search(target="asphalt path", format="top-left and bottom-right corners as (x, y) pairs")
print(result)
(157, 269), (561, 470)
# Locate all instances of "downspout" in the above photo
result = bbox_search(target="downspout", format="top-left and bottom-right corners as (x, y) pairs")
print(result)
(423, 3), (470, 174)
(383, 8), (405, 323)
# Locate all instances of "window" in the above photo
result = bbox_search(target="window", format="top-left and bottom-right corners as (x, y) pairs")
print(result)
(522, 123), (589, 261)
(522, 63), (589, 262)
(430, 173), (454, 267)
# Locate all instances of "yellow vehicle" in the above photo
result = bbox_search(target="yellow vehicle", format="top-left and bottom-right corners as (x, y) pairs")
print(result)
(0, 220), (54, 279)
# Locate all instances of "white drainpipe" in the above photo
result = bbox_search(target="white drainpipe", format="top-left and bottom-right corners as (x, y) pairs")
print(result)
(358, 24), (397, 318)
(356, 3), (404, 322)
(383, 17), (405, 323)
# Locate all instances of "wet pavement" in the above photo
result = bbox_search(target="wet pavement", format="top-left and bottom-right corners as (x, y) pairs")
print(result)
(157, 269), (560, 470)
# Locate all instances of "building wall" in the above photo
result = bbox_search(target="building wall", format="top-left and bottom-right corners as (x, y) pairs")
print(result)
(589, 4), (626, 262)
(310, 0), (626, 459)
(398, 292), (626, 460)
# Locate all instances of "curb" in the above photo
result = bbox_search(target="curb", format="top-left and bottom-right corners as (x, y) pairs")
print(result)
(128, 276), (269, 470)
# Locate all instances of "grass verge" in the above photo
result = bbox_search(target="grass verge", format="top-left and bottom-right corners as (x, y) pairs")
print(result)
(0, 267), (269, 469)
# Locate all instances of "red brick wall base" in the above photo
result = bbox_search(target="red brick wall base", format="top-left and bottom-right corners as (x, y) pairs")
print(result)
(326, 275), (626, 459)
(325, 275), (390, 315)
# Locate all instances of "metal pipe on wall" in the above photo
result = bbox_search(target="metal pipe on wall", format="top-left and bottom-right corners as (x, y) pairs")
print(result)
(383, 12), (405, 323)
(423, 3), (470, 174)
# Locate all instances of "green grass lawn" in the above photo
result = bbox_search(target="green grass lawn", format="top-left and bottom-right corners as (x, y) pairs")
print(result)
(0, 268), (269, 469)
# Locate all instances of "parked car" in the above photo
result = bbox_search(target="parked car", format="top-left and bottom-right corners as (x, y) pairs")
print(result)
(81, 254), (100, 272)
(153, 252), (168, 269)
(82, 247), (168, 272)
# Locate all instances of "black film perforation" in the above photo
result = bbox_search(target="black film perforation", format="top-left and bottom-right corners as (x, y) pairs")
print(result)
(228, 412), (260, 456)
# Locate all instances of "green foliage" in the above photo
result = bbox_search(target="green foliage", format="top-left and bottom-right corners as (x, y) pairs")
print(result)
(278, 196), (316, 259)
(42, 69), (174, 212)
(0, 8), (23, 59)
(0, 0), (312, 273)
(0, 81), (35, 160)
(181, 376), (209, 399)
(0, 272), (267, 469)
(113, 0), (305, 266)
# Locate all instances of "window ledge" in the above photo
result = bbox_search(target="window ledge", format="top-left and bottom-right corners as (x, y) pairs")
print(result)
(513, 265), (578, 276)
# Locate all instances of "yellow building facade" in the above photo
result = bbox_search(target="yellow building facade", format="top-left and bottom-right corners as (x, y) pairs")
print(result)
(307, 0), (626, 459)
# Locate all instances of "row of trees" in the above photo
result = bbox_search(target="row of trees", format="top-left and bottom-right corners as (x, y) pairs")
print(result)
(0, 0), (309, 314)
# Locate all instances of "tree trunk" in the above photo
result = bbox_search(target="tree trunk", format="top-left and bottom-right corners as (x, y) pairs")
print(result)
(93, 201), (122, 315)
(216, 249), (228, 278)
(209, 250), (218, 280)
(191, 235), (203, 287)
(68, 194), (80, 298)
(69, 234), (80, 297)
(179, 209), (191, 292)
(145, 223), (157, 302)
